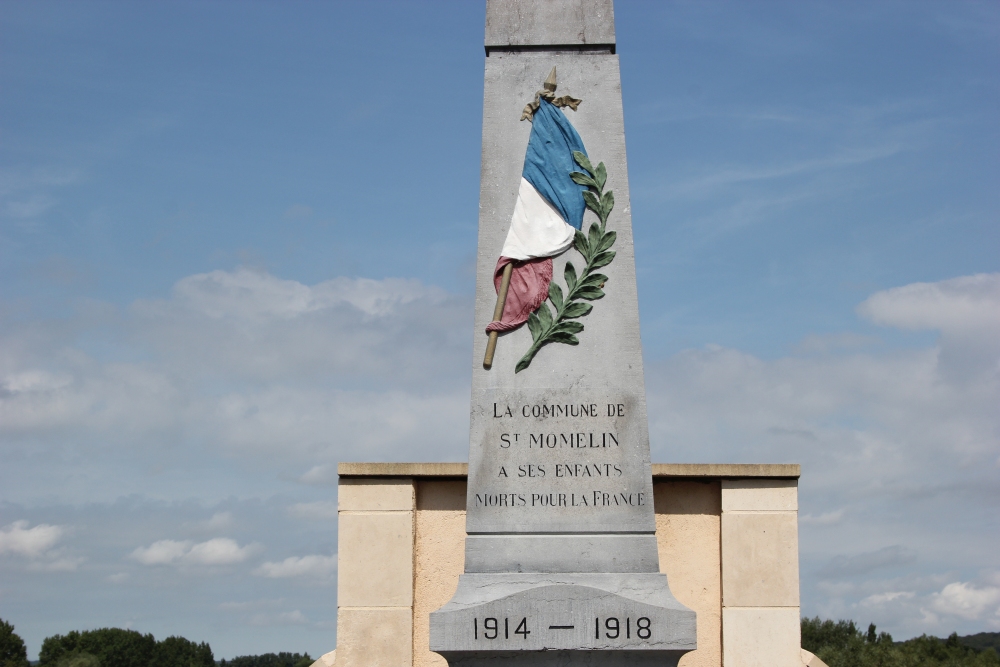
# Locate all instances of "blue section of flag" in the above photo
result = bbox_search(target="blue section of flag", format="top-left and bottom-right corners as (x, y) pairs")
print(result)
(521, 98), (588, 230)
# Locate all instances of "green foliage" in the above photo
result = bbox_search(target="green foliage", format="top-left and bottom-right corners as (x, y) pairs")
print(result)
(802, 617), (1000, 667)
(515, 151), (617, 372)
(55, 652), (101, 667)
(39, 629), (214, 667)
(962, 634), (1000, 654)
(217, 653), (312, 667)
(0, 619), (30, 667)
(150, 637), (213, 667)
(40, 629), (156, 667)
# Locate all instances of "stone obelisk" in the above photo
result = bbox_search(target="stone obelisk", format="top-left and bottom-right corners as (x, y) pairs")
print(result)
(430, 1), (697, 664)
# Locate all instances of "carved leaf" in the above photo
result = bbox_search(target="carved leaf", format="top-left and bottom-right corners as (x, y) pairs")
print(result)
(575, 286), (606, 301)
(573, 151), (595, 177)
(548, 332), (580, 345)
(515, 349), (538, 373)
(600, 190), (615, 220)
(570, 172), (598, 189)
(597, 230), (617, 253)
(561, 301), (593, 319)
(595, 162), (607, 191)
(553, 321), (584, 335)
(548, 281), (564, 311)
(582, 191), (601, 215)
(579, 273), (608, 288)
(588, 222), (601, 250)
(591, 251), (615, 269)
(574, 230), (589, 256)
(526, 311), (542, 342)
(564, 262), (578, 292)
(536, 301), (553, 329)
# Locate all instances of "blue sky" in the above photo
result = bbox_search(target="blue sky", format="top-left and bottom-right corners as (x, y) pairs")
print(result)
(1, 0), (998, 659)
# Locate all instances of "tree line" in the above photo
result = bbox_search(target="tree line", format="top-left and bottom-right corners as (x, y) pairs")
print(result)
(803, 617), (1000, 667)
(0, 620), (311, 667)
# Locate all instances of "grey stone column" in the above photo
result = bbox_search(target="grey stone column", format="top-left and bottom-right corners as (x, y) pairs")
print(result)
(430, 1), (696, 664)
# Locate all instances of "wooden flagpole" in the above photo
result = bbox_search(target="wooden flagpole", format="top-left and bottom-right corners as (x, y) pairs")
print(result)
(483, 262), (514, 369)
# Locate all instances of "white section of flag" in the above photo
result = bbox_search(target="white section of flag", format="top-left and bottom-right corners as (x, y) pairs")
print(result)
(500, 177), (576, 261)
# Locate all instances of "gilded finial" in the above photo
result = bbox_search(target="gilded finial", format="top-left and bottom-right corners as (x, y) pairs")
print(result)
(520, 66), (582, 122)
(543, 66), (557, 92)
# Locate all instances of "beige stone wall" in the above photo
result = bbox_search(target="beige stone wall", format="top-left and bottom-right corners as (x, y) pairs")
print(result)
(332, 468), (802, 667)
(336, 479), (415, 667)
(412, 481), (467, 667)
(720, 479), (801, 667)
(655, 480), (722, 667)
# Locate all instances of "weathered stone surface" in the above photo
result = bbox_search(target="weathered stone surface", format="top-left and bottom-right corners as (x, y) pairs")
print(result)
(465, 49), (656, 576)
(336, 608), (413, 667)
(721, 513), (800, 608)
(338, 478), (415, 511)
(430, 0), (695, 662)
(337, 512), (414, 607)
(486, 0), (615, 49)
(468, 388), (655, 535)
(465, 534), (659, 573)
(654, 481), (722, 667)
(415, 482), (468, 667)
(471, 52), (641, 387)
(721, 607), (803, 667)
(721, 478), (798, 512)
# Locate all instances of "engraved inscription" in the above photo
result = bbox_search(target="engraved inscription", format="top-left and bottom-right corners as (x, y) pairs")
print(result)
(468, 615), (654, 644)
(467, 388), (655, 533)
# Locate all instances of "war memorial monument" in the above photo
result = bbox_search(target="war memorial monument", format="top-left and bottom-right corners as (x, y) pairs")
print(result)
(324, 1), (814, 666)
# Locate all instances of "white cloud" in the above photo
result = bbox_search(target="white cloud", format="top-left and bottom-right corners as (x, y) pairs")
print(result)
(1, 371), (73, 395)
(859, 273), (1000, 382)
(186, 538), (257, 565)
(0, 520), (64, 557)
(861, 591), (915, 606)
(648, 274), (999, 474)
(644, 273), (999, 638)
(857, 273), (1000, 334)
(152, 268), (446, 321)
(0, 269), (470, 472)
(929, 582), (1000, 621)
(130, 538), (257, 566)
(0, 520), (80, 571)
(130, 539), (192, 565)
(254, 554), (337, 581)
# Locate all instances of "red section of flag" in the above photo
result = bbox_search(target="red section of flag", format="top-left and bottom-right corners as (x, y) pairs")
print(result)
(485, 256), (552, 333)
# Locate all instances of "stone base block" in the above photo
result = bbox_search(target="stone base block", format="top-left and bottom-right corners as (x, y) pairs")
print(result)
(429, 573), (695, 664)
(722, 607), (801, 667)
(336, 607), (412, 667)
